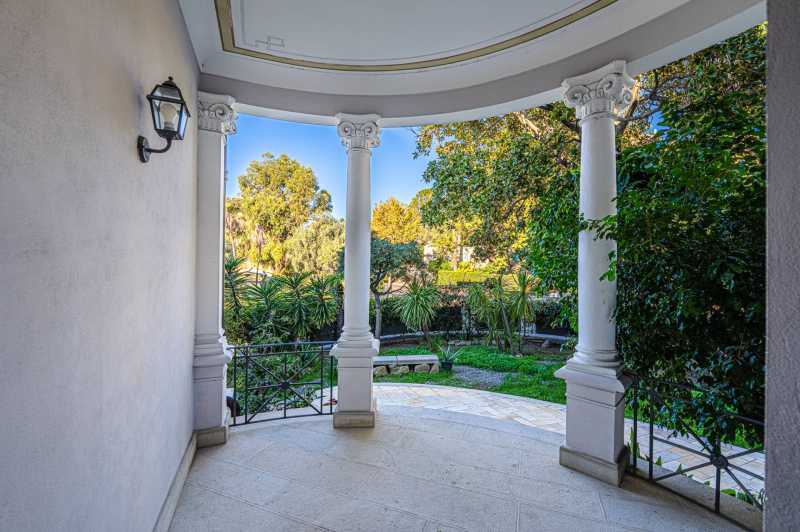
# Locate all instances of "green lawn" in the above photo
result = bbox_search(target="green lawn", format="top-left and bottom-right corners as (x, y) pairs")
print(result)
(376, 344), (568, 404)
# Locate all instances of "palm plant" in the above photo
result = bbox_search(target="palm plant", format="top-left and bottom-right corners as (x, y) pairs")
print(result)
(466, 278), (514, 351)
(393, 277), (440, 345)
(223, 256), (250, 343)
(466, 283), (497, 344)
(245, 276), (285, 342)
(509, 270), (536, 353)
(274, 272), (314, 341)
(308, 274), (341, 330)
(489, 276), (514, 352)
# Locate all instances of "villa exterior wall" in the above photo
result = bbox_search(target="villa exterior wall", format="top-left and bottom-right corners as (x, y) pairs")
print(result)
(0, 1), (199, 530)
(766, 1), (800, 529)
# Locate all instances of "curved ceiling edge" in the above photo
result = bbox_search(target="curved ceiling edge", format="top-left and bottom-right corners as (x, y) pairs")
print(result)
(215, 0), (618, 72)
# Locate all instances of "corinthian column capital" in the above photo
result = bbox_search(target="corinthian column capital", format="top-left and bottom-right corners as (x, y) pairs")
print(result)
(336, 113), (381, 151)
(562, 60), (635, 122)
(198, 92), (238, 135)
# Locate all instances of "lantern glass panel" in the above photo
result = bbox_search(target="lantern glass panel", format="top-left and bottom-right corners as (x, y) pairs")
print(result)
(178, 104), (189, 139)
(157, 101), (181, 134)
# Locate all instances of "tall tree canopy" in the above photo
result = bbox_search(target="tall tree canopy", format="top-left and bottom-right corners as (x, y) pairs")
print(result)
(371, 197), (422, 244)
(283, 215), (345, 274)
(237, 153), (332, 273)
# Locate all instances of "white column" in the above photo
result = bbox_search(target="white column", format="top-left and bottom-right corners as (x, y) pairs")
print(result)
(555, 61), (634, 485)
(193, 92), (237, 447)
(332, 114), (381, 428)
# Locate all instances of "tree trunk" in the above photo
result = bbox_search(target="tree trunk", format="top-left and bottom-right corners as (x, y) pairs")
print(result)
(374, 292), (382, 340)
(499, 303), (513, 353)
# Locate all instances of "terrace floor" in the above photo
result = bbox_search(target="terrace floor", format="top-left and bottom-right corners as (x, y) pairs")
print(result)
(375, 384), (765, 494)
(170, 386), (755, 532)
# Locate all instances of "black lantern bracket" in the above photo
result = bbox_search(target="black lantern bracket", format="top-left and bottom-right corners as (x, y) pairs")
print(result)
(137, 76), (190, 163)
(137, 135), (172, 163)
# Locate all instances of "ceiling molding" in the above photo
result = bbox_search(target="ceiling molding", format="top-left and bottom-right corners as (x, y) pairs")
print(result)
(214, 0), (618, 72)
(200, 0), (765, 127)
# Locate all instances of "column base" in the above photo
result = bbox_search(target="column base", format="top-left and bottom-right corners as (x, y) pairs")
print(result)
(195, 408), (230, 448)
(560, 445), (629, 486)
(331, 338), (378, 427)
(555, 362), (631, 485)
(333, 399), (377, 428)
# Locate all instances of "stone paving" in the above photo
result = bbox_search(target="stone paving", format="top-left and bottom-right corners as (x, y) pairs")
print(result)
(172, 404), (754, 532)
(234, 383), (764, 497)
(373, 384), (765, 495)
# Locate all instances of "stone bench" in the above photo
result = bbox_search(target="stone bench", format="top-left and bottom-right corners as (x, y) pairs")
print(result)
(373, 355), (440, 377)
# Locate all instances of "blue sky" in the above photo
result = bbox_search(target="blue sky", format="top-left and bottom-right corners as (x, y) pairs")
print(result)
(226, 114), (432, 219)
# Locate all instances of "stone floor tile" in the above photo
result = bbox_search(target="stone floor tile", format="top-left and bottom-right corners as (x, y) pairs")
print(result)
(260, 480), (428, 532)
(397, 427), (524, 474)
(186, 454), (291, 506)
(194, 429), (275, 465)
(517, 503), (623, 532)
(600, 492), (739, 531)
(422, 520), (468, 532)
(350, 471), (518, 532)
(169, 483), (323, 532)
(172, 386), (757, 531)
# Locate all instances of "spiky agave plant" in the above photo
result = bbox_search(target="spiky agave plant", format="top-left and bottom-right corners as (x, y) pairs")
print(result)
(223, 256), (251, 343)
(308, 274), (341, 330)
(393, 277), (440, 345)
(488, 276), (514, 352)
(245, 275), (286, 342)
(466, 282), (497, 345)
(274, 272), (314, 341)
(509, 270), (536, 353)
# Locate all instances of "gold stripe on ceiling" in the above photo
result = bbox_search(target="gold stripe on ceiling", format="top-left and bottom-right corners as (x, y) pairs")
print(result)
(215, 0), (618, 72)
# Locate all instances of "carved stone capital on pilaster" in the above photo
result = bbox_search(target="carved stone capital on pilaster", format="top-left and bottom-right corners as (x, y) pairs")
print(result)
(562, 60), (634, 122)
(198, 92), (237, 135)
(336, 113), (381, 151)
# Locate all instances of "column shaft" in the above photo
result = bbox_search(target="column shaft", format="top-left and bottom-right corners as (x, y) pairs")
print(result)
(332, 114), (381, 428)
(575, 113), (618, 368)
(341, 145), (374, 346)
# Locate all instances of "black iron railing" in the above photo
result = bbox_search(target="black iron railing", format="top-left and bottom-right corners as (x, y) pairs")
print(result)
(228, 341), (336, 425)
(626, 374), (764, 527)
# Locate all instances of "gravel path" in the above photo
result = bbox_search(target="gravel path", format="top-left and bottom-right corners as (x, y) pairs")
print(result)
(451, 365), (510, 387)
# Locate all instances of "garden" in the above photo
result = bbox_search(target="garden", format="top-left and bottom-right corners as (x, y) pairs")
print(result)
(223, 26), (766, 506)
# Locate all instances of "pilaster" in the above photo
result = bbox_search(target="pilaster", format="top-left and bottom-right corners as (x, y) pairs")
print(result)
(193, 92), (237, 446)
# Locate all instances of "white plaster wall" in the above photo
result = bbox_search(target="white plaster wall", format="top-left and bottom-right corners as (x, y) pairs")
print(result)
(765, 1), (800, 528)
(0, 1), (199, 530)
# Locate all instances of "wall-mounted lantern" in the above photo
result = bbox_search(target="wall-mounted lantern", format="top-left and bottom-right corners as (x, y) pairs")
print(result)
(137, 77), (190, 163)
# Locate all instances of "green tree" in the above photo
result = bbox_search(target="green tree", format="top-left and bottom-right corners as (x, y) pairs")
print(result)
(284, 215), (345, 274)
(371, 197), (422, 244)
(368, 239), (423, 338)
(224, 197), (248, 259)
(338, 238), (423, 338)
(526, 26), (767, 441)
(238, 153), (332, 273)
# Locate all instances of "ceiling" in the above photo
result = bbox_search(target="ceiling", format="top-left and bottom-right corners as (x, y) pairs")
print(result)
(179, 0), (765, 126)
